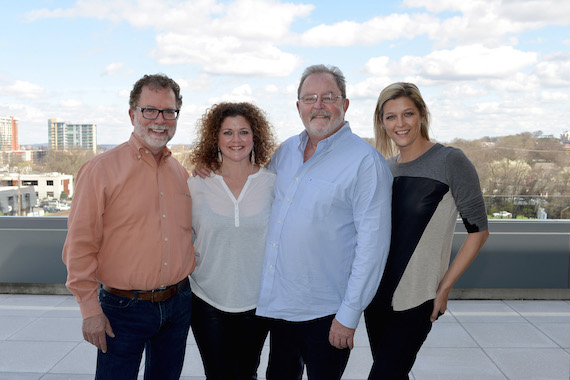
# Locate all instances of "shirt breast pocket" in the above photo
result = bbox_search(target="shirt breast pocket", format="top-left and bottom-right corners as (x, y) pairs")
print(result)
(303, 178), (337, 219)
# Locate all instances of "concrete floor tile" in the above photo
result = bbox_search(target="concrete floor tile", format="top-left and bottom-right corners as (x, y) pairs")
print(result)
(504, 300), (570, 323)
(536, 323), (570, 348)
(0, 295), (70, 317)
(0, 340), (78, 373)
(448, 300), (525, 323)
(0, 373), (42, 380)
(180, 343), (206, 377)
(434, 310), (457, 323)
(48, 342), (96, 375)
(8, 317), (83, 342)
(422, 322), (478, 348)
(412, 347), (506, 380)
(0, 296), (568, 379)
(41, 297), (82, 318)
(353, 324), (370, 347)
(343, 346), (372, 379)
(0, 316), (36, 340)
(462, 322), (558, 348)
(485, 347), (570, 380)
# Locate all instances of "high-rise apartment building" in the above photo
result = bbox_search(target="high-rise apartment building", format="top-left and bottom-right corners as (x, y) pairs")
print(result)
(48, 118), (97, 153)
(0, 116), (19, 151)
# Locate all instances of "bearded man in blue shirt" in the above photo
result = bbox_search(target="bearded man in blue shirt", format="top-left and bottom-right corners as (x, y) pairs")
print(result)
(256, 64), (393, 379)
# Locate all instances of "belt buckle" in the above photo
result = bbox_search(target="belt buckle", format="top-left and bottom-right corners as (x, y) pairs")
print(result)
(150, 285), (169, 302)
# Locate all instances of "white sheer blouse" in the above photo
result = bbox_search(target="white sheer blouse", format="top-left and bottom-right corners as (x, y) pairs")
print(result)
(187, 167), (276, 312)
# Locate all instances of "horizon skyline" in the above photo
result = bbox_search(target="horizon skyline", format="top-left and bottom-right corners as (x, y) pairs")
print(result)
(2, 0), (570, 146)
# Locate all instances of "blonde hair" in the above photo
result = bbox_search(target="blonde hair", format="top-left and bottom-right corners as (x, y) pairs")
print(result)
(374, 82), (430, 158)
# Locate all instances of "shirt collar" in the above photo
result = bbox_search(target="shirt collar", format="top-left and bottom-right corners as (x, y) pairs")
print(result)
(297, 121), (351, 153)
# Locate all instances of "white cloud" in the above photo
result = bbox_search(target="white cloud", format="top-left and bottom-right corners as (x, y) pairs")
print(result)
(27, 0), (312, 77)
(207, 84), (255, 104)
(349, 76), (392, 99)
(440, 83), (488, 98)
(102, 62), (124, 76)
(176, 75), (213, 93)
(298, 13), (438, 47)
(365, 45), (538, 81)
(534, 53), (570, 87)
(60, 99), (83, 108)
(154, 34), (301, 76)
(540, 91), (569, 102)
(0, 80), (45, 99)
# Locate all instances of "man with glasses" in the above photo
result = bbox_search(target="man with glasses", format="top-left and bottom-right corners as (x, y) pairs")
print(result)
(63, 74), (195, 379)
(255, 64), (393, 379)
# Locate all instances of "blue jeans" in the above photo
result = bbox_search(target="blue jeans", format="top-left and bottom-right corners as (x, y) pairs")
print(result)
(95, 280), (193, 380)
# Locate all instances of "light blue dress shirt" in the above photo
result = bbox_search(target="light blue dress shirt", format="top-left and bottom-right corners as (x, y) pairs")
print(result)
(256, 123), (393, 329)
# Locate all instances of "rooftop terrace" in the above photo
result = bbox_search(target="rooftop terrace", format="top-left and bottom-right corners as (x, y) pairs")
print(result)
(0, 295), (569, 379)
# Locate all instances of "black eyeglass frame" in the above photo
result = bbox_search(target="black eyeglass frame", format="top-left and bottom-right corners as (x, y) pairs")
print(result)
(135, 106), (180, 120)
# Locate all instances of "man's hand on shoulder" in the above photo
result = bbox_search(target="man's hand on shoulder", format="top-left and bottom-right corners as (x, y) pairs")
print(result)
(83, 313), (115, 353)
(329, 317), (355, 350)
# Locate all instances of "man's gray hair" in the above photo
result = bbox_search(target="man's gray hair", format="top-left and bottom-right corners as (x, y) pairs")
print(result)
(297, 64), (346, 99)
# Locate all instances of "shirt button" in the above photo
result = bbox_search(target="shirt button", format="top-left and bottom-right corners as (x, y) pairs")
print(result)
(163, 262), (168, 266)
(137, 155), (141, 159)
(295, 177), (299, 181)
(162, 214), (166, 218)
(145, 150), (150, 154)
(272, 243), (277, 247)
(160, 192), (164, 196)
(277, 220), (281, 224)
(269, 265), (273, 269)
(286, 198), (290, 202)
(164, 237), (169, 242)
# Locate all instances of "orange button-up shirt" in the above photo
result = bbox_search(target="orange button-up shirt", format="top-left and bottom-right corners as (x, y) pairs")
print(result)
(63, 133), (195, 319)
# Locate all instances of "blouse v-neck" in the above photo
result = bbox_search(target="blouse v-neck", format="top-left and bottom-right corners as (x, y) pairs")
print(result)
(213, 169), (261, 227)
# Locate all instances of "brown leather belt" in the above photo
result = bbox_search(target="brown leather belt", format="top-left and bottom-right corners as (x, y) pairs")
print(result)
(102, 277), (189, 303)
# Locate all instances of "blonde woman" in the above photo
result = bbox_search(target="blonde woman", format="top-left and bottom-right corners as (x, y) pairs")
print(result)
(365, 83), (489, 379)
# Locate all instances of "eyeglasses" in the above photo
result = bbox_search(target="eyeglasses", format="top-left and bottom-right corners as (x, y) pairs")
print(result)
(299, 93), (343, 104)
(136, 106), (180, 120)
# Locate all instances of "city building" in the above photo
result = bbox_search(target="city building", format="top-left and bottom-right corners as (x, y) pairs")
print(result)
(0, 186), (37, 216)
(48, 118), (97, 153)
(0, 172), (73, 201)
(0, 116), (18, 151)
(1, 149), (48, 166)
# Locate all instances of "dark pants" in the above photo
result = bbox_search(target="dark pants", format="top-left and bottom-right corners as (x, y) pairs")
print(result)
(364, 299), (434, 380)
(191, 295), (269, 380)
(95, 280), (193, 380)
(266, 315), (350, 380)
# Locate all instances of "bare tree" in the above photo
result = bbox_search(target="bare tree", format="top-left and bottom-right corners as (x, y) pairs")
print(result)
(42, 149), (96, 179)
(488, 158), (531, 195)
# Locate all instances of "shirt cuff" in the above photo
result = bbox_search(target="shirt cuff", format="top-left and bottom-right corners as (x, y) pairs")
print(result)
(78, 297), (103, 320)
(335, 303), (361, 329)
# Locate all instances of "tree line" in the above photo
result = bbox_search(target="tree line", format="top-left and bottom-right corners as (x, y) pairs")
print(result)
(18, 131), (570, 218)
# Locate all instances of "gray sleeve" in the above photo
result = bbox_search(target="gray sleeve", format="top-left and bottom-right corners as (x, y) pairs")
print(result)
(446, 148), (488, 233)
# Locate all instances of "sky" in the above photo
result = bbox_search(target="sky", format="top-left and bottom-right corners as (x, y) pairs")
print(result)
(2, 0), (570, 147)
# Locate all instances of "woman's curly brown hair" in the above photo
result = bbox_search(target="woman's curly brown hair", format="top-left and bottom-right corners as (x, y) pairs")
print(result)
(191, 102), (277, 171)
